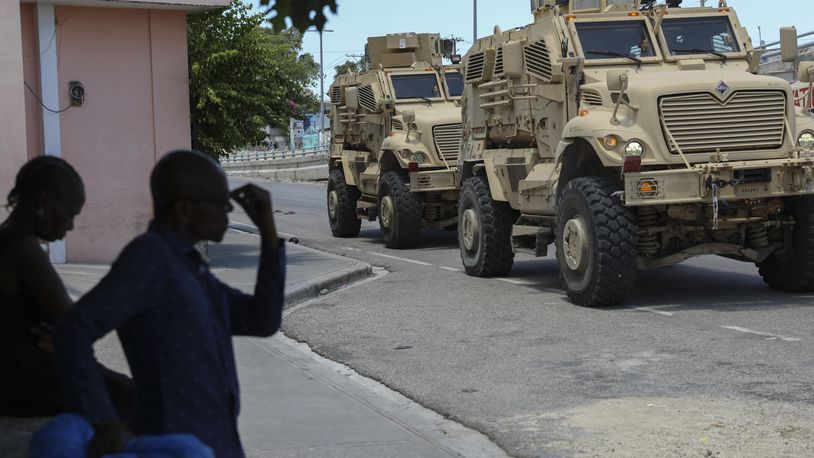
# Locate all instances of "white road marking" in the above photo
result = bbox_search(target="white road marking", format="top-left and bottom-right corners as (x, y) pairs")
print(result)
(496, 278), (536, 286)
(630, 306), (675, 317)
(369, 252), (433, 266)
(438, 266), (461, 272)
(720, 325), (801, 342)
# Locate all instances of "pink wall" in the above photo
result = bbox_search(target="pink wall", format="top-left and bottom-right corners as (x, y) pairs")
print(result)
(0, 1), (28, 204)
(53, 6), (191, 263)
(20, 3), (42, 161)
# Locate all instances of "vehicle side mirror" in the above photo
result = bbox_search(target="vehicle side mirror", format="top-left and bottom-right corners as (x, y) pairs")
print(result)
(403, 110), (416, 124)
(345, 87), (359, 110)
(379, 98), (394, 112)
(780, 27), (798, 63)
(606, 69), (628, 91)
(502, 41), (524, 79)
(799, 62), (814, 83)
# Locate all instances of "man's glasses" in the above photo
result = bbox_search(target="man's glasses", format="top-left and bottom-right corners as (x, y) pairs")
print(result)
(180, 196), (233, 212)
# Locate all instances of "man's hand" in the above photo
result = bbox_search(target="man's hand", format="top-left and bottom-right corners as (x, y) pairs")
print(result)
(89, 420), (133, 458)
(230, 184), (278, 247)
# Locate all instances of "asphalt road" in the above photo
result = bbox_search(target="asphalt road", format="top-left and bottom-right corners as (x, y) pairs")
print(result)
(229, 177), (814, 458)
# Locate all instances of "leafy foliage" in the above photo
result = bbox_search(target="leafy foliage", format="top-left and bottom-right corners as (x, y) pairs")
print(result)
(334, 58), (366, 78)
(259, 0), (338, 32)
(188, 1), (319, 157)
(260, 28), (320, 114)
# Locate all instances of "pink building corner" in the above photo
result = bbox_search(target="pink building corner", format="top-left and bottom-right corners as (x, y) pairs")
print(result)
(2, 0), (229, 263)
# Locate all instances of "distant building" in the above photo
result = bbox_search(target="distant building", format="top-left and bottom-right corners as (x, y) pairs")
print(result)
(1, 0), (229, 263)
(289, 111), (330, 150)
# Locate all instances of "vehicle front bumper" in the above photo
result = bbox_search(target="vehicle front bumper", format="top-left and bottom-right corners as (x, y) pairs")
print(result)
(623, 157), (814, 206)
(408, 168), (459, 192)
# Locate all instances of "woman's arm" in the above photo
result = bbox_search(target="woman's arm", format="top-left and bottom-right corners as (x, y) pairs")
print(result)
(14, 235), (73, 320)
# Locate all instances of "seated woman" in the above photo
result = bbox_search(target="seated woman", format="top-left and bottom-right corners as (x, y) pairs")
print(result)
(0, 156), (134, 418)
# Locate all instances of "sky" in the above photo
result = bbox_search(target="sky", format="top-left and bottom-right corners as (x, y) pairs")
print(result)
(253, 0), (813, 97)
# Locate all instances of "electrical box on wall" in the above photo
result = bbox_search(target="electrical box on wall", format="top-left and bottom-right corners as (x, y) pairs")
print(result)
(68, 81), (84, 106)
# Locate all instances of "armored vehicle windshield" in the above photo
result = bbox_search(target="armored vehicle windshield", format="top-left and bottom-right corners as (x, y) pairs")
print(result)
(661, 16), (740, 57)
(575, 19), (657, 62)
(390, 73), (443, 100)
(444, 71), (464, 98)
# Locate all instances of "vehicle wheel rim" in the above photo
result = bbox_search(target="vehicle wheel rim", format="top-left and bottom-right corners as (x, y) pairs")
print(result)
(381, 196), (394, 229)
(563, 217), (588, 272)
(462, 208), (478, 251)
(328, 191), (339, 219)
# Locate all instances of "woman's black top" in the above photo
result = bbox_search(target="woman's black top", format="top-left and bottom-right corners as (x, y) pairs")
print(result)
(0, 228), (63, 416)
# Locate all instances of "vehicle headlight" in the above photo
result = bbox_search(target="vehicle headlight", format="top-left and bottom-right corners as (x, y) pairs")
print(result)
(601, 135), (620, 149)
(624, 141), (645, 157)
(411, 152), (427, 164)
(799, 132), (814, 149)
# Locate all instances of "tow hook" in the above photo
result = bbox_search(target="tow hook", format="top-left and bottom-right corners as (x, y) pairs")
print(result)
(704, 176), (739, 231)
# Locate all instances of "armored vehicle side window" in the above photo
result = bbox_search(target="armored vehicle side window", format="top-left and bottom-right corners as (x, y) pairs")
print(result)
(445, 72), (464, 98)
(575, 21), (656, 61)
(390, 74), (443, 100)
(662, 17), (740, 56)
(572, 0), (600, 11)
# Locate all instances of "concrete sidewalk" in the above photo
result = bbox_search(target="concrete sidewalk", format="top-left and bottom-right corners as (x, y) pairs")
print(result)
(1, 229), (506, 458)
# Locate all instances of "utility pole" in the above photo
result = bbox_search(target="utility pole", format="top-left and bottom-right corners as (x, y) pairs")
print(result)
(473, 0), (477, 43)
(307, 28), (334, 146)
(346, 53), (367, 72)
(446, 35), (465, 59)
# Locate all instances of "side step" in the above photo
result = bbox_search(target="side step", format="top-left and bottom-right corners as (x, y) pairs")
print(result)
(357, 201), (378, 221)
(511, 222), (554, 257)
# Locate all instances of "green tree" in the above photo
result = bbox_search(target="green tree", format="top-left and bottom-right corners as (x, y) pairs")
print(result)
(188, 1), (319, 157)
(260, 28), (320, 114)
(334, 58), (366, 78)
(259, 0), (338, 32)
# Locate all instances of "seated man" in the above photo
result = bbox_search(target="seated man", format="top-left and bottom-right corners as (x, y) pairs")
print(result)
(54, 150), (285, 458)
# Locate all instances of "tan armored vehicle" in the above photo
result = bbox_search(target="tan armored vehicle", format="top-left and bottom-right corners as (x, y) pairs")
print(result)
(782, 28), (814, 148)
(457, 0), (814, 306)
(327, 33), (463, 248)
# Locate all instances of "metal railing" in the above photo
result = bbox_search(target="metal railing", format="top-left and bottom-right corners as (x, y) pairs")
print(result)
(760, 30), (814, 62)
(758, 30), (814, 50)
(221, 145), (329, 163)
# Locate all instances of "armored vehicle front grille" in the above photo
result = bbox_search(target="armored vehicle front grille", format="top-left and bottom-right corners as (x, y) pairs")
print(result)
(358, 85), (377, 112)
(466, 52), (485, 83)
(433, 123), (463, 162)
(391, 119), (404, 131)
(494, 46), (504, 77)
(580, 89), (604, 106)
(330, 86), (342, 105)
(659, 91), (787, 154)
(523, 40), (552, 82)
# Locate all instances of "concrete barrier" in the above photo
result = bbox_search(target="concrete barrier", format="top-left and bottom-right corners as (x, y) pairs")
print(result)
(221, 152), (329, 181)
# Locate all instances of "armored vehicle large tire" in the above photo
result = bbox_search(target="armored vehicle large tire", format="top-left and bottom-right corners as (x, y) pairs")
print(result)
(458, 176), (516, 276)
(555, 177), (638, 307)
(378, 171), (422, 248)
(757, 195), (814, 291)
(327, 169), (361, 238)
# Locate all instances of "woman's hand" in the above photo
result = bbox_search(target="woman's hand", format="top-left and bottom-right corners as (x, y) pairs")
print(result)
(30, 322), (55, 353)
(89, 420), (134, 458)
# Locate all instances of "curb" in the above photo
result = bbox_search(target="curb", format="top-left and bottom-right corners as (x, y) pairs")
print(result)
(227, 222), (372, 307)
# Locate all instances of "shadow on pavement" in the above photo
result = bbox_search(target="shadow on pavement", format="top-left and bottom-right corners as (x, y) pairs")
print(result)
(496, 256), (814, 313)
